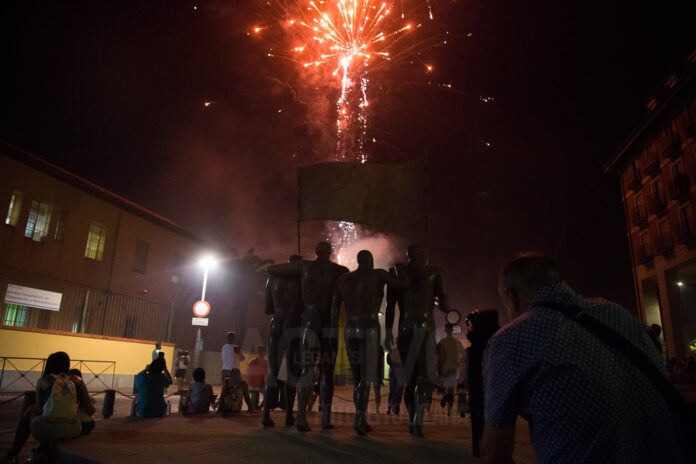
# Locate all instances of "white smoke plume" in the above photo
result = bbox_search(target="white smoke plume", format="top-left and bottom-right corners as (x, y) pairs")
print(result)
(334, 232), (403, 271)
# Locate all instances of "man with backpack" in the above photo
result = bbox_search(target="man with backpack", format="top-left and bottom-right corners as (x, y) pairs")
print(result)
(481, 253), (685, 464)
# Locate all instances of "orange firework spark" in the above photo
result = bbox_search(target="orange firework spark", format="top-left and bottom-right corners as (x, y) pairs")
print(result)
(293, 0), (413, 77)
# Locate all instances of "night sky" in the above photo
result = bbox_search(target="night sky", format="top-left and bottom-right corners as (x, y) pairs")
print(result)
(2, 0), (695, 319)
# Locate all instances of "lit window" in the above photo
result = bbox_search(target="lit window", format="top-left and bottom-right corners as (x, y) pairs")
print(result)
(5, 190), (23, 226)
(84, 222), (107, 261)
(24, 200), (53, 242)
(54, 209), (69, 241)
(4, 303), (29, 327)
(133, 239), (149, 273)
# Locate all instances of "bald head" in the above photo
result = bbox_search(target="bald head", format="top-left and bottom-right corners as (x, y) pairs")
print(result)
(499, 253), (560, 317)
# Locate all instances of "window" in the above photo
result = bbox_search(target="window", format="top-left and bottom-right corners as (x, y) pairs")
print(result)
(635, 193), (646, 217)
(53, 209), (69, 241)
(658, 219), (672, 249)
(679, 204), (694, 234)
(640, 231), (652, 256)
(24, 200), (53, 242)
(672, 160), (685, 178)
(4, 304), (29, 327)
(171, 253), (184, 284)
(652, 178), (664, 201)
(133, 240), (150, 273)
(5, 190), (23, 226)
(84, 222), (106, 261)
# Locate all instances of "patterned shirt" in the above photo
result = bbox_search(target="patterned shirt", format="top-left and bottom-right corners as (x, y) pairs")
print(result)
(484, 282), (683, 464)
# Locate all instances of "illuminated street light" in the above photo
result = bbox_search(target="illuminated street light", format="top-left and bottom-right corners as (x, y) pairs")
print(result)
(677, 281), (684, 287)
(198, 255), (218, 301)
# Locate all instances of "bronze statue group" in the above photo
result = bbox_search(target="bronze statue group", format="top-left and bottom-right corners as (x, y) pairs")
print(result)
(261, 241), (448, 437)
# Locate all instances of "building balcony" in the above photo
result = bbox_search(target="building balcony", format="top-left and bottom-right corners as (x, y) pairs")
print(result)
(663, 139), (682, 160)
(668, 174), (691, 202)
(637, 249), (654, 265)
(654, 236), (675, 255)
(648, 195), (668, 216)
(642, 155), (661, 177)
(630, 208), (649, 229)
(676, 222), (696, 245)
(685, 119), (696, 140)
(625, 172), (642, 192)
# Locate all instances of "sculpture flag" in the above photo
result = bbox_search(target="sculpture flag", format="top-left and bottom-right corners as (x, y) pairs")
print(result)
(297, 157), (427, 227)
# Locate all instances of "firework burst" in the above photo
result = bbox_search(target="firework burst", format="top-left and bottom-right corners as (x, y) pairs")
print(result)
(251, 0), (449, 251)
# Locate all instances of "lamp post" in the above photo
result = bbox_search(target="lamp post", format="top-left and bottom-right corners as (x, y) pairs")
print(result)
(193, 255), (217, 371)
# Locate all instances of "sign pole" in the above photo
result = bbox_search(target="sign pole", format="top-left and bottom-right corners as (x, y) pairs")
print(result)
(193, 267), (210, 374)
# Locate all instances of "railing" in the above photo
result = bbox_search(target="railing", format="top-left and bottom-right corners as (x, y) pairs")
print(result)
(676, 222), (696, 245)
(648, 195), (668, 216)
(625, 170), (642, 192)
(642, 154), (660, 176)
(70, 360), (116, 391)
(663, 138), (682, 159)
(654, 236), (675, 255)
(686, 119), (696, 139)
(630, 208), (648, 229)
(0, 357), (45, 393)
(668, 174), (691, 201)
(0, 357), (115, 393)
(637, 249), (654, 265)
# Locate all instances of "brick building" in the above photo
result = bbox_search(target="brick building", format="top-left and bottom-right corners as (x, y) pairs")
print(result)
(0, 142), (214, 346)
(603, 50), (696, 357)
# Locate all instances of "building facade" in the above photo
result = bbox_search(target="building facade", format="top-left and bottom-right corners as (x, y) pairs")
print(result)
(604, 51), (696, 357)
(0, 142), (212, 346)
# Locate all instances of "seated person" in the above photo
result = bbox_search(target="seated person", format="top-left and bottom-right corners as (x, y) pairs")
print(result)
(134, 357), (173, 418)
(216, 369), (252, 415)
(5, 351), (81, 463)
(180, 368), (214, 414)
(68, 368), (96, 434)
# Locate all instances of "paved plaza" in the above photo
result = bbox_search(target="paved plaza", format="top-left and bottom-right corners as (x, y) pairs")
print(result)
(0, 386), (537, 463)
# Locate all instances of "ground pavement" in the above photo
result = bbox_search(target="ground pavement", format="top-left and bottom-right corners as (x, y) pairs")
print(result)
(0, 386), (536, 464)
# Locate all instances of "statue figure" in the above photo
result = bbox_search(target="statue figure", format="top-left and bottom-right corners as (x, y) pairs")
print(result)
(262, 255), (304, 427)
(385, 244), (449, 437)
(267, 242), (349, 431)
(332, 250), (406, 435)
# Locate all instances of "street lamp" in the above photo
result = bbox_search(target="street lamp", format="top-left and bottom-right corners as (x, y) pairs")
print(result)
(193, 254), (218, 371)
(199, 255), (218, 301)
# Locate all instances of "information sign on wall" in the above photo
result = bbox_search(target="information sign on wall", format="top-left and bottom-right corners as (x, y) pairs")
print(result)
(4, 284), (62, 311)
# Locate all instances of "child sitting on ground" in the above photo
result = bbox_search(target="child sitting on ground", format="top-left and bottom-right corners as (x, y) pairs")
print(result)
(179, 367), (214, 414)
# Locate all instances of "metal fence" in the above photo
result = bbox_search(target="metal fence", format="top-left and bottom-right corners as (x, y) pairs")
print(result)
(0, 356), (116, 393)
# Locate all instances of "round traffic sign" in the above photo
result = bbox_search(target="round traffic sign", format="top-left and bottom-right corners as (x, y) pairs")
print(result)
(193, 300), (210, 318)
(446, 309), (461, 325)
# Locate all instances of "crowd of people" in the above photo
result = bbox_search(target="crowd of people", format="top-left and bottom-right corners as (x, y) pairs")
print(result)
(4, 248), (692, 464)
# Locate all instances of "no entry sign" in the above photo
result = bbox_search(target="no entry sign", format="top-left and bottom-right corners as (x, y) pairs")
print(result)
(192, 300), (210, 318)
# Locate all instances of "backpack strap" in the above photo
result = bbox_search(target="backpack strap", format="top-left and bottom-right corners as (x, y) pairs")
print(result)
(543, 302), (690, 423)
